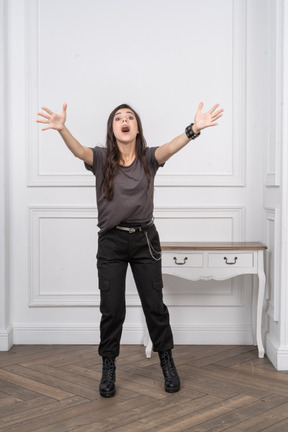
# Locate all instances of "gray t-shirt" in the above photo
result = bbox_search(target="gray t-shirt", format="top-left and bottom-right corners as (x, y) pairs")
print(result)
(85, 146), (163, 234)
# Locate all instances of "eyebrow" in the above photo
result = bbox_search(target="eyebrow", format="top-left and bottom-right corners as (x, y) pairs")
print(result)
(114, 111), (134, 117)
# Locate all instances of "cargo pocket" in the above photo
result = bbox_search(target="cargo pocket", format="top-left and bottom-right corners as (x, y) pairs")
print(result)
(152, 278), (165, 312)
(98, 279), (110, 315)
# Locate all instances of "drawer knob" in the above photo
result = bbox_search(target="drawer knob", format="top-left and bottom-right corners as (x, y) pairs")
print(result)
(224, 257), (238, 265)
(173, 257), (188, 265)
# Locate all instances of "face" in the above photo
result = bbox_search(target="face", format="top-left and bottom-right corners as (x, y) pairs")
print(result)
(112, 109), (139, 145)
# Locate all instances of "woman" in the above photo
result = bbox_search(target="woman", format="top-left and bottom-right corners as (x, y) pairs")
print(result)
(37, 102), (223, 397)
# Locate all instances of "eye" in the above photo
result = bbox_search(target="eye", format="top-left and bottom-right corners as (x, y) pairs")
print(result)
(128, 116), (134, 120)
(115, 117), (121, 121)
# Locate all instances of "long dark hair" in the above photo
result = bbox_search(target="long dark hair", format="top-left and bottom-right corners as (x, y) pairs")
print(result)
(102, 104), (152, 200)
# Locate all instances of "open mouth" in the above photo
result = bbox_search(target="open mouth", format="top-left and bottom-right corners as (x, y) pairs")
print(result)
(121, 125), (130, 133)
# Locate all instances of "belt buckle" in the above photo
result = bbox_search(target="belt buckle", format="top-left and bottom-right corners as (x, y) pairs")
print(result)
(129, 227), (136, 233)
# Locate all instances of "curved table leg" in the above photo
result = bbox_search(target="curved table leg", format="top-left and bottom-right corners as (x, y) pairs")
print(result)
(143, 331), (152, 358)
(252, 275), (257, 346)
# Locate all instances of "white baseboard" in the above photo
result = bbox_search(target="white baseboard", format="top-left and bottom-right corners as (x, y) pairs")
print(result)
(276, 347), (288, 370)
(266, 334), (288, 371)
(172, 323), (253, 345)
(0, 325), (14, 351)
(265, 334), (278, 369)
(13, 324), (100, 345)
(12, 323), (253, 346)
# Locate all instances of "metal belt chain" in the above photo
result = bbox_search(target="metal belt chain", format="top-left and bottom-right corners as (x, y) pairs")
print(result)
(144, 231), (162, 261)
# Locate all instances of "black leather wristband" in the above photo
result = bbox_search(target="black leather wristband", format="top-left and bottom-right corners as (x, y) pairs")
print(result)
(185, 123), (201, 140)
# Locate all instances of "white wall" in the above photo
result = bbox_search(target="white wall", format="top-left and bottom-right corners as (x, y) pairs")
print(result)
(1, 0), (280, 364)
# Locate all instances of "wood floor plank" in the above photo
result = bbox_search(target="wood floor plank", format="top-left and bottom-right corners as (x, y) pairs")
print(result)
(185, 393), (288, 432)
(116, 366), (165, 392)
(71, 394), (221, 432)
(203, 364), (288, 397)
(0, 395), (21, 407)
(33, 395), (155, 432)
(1, 399), (98, 432)
(0, 396), (54, 422)
(0, 369), (74, 401)
(138, 395), (257, 432)
(116, 376), (168, 400)
(232, 359), (288, 382)
(214, 349), (261, 368)
(256, 418), (288, 432)
(99, 420), (155, 432)
(178, 362), (288, 397)
(235, 401), (288, 431)
(0, 378), (46, 401)
(3, 364), (98, 400)
(180, 367), (273, 399)
(189, 346), (258, 368)
(0, 345), (81, 368)
(53, 364), (154, 401)
(0, 396), (87, 431)
(117, 363), (163, 383)
(179, 369), (259, 399)
(20, 346), (98, 368)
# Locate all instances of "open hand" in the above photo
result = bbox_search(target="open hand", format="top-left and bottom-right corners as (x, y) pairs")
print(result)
(193, 102), (224, 134)
(36, 103), (67, 131)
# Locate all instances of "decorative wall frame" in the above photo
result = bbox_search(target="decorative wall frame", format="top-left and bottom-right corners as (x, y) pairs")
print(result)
(28, 206), (245, 307)
(26, 0), (246, 187)
(264, 207), (280, 321)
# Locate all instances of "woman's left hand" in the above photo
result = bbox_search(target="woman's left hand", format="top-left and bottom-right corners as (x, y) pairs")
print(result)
(193, 102), (224, 134)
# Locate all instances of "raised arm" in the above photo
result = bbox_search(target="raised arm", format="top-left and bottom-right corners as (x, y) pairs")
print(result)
(155, 103), (223, 165)
(36, 103), (93, 167)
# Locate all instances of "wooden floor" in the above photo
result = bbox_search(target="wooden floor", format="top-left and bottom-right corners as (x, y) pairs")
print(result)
(1, 345), (288, 432)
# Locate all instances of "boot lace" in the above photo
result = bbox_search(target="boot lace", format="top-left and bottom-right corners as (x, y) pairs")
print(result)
(102, 357), (115, 380)
(160, 352), (177, 377)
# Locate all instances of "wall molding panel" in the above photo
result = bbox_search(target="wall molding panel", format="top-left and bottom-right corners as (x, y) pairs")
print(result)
(264, 207), (280, 322)
(264, 0), (283, 187)
(29, 206), (99, 307)
(26, 0), (246, 187)
(28, 206), (245, 307)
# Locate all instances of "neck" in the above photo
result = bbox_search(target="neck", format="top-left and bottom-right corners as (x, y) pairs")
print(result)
(117, 141), (136, 166)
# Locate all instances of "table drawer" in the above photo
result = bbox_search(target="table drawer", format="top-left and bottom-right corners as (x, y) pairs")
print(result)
(208, 252), (254, 268)
(162, 253), (203, 268)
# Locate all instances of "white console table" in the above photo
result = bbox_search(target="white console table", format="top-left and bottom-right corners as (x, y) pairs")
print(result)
(144, 242), (267, 359)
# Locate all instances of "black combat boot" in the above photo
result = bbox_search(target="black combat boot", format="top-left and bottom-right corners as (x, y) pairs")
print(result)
(99, 357), (116, 398)
(159, 350), (180, 393)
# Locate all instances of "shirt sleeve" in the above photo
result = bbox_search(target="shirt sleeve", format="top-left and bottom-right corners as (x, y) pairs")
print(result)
(146, 146), (165, 172)
(84, 146), (106, 175)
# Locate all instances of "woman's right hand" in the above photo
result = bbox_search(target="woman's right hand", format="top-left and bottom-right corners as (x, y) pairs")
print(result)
(36, 103), (67, 131)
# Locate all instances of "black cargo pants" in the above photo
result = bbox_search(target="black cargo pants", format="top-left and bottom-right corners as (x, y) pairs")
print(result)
(97, 223), (174, 357)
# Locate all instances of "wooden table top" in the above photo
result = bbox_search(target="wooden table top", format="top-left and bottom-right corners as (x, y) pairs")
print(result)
(161, 242), (267, 251)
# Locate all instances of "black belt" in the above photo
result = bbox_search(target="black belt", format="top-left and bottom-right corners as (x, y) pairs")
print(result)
(115, 219), (154, 233)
